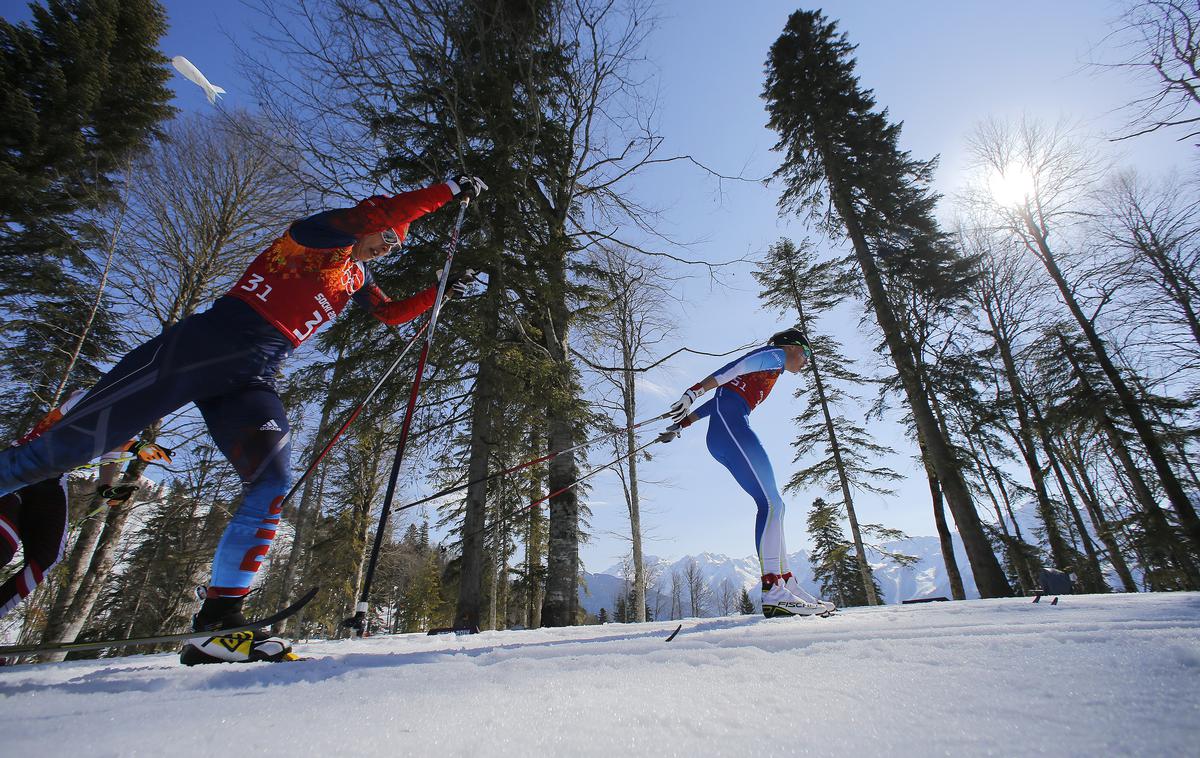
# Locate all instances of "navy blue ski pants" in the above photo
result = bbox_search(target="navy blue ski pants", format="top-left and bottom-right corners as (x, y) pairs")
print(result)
(0, 297), (294, 597)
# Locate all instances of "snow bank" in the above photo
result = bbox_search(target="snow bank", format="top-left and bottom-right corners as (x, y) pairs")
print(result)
(1, 592), (1196, 756)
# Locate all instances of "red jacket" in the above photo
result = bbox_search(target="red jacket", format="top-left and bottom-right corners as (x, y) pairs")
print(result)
(226, 183), (454, 346)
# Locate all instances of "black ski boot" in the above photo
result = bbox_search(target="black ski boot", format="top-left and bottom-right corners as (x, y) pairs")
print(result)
(180, 594), (295, 665)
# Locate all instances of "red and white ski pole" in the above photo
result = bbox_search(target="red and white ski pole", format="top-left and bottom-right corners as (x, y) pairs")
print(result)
(276, 320), (429, 515)
(458, 434), (661, 545)
(389, 411), (671, 515)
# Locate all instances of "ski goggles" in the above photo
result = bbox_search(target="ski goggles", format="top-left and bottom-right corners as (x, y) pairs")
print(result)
(381, 227), (401, 253)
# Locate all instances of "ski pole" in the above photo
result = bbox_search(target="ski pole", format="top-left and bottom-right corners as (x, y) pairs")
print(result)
(390, 411), (672, 515)
(459, 434), (661, 545)
(346, 197), (470, 636)
(277, 319), (428, 515)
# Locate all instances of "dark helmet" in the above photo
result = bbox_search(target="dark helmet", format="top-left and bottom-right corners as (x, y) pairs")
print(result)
(769, 327), (812, 356)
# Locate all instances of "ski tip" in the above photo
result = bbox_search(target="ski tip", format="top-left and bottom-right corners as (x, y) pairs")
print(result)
(665, 624), (682, 642)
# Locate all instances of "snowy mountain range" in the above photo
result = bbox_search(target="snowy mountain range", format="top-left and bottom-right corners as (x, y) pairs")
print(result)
(579, 534), (978, 616)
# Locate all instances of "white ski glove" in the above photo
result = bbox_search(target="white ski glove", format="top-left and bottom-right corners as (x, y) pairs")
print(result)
(656, 423), (682, 444)
(448, 175), (488, 199)
(669, 388), (701, 423)
(447, 269), (480, 299)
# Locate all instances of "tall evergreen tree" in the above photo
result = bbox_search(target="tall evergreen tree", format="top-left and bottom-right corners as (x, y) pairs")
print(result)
(755, 237), (899, 604)
(0, 0), (174, 436)
(763, 10), (1010, 596)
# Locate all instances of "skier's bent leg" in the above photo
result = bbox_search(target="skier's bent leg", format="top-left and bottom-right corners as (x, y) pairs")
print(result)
(182, 389), (295, 664)
(200, 388), (292, 599)
(706, 391), (788, 575)
(0, 328), (197, 496)
(0, 478), (68, 619)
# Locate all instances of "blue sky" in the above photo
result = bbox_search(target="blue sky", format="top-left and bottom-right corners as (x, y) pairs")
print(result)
(3, 0), (1191, 577)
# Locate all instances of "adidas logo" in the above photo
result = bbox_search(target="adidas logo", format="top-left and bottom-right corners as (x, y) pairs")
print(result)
(259, 419), (282, 432)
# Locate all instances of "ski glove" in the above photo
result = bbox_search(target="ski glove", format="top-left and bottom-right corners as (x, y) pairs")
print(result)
(669, 388), (701, 423)
(127, 440), (174, 464)
(446, 269), (480, 299)
(449, 175), (488, 200)
(656, 424), (682, 444)
(98, 484), (138, 506)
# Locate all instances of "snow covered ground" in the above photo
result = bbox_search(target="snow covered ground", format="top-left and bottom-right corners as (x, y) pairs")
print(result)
(1, 592), (1197, 757)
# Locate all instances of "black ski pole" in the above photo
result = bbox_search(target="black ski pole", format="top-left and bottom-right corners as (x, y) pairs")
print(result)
(390, 412), (671, 516)
(344, 197), (470, 636)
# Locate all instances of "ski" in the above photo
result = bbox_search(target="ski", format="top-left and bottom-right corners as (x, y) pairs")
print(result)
(0, 587), (319, 659)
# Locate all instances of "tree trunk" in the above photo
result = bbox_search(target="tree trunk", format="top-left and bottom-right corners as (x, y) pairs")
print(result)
(806, 350), (879, 604)
(49, 203), (126, 409)
(783, 270), (879, 605)
(981, 302), (1074, 571)
(540, 242), (581, 626)
(1025, 214), (1200, 554)
(39, 429), (158, 661)
(1056, 433), (1138, 593)
(1025, 395), (1107, 592)
(620, 322), (648, 622)
(455, 258), (505, 629)
(965, 440), (1034, 594)
(922, 440), (966, 600)
(524, 429), (544, 629)
(821, 151), (1010, 597)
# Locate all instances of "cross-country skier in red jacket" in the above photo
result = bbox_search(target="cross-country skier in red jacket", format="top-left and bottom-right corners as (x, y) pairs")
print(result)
(0, 175), (487, 664)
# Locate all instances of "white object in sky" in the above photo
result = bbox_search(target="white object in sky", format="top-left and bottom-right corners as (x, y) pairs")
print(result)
(170, 56), (226, 105)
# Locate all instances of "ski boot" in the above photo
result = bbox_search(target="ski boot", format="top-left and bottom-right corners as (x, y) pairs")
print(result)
(781, 572), (836, 615)
(180, 593), (296, 665)
(760, 573), (827, 618)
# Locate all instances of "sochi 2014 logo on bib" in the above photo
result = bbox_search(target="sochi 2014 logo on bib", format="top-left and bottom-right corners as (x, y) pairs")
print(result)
(341, 262), (366, 293)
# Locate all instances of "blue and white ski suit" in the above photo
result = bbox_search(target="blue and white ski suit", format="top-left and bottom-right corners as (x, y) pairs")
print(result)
(684, 346), (792, 576)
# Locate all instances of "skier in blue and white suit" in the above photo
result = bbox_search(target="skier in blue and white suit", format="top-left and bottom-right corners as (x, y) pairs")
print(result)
(659, 328), (834, 617)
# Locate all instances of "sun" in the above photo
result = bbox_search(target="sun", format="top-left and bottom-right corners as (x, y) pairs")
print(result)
(987, 164), (1035, 208)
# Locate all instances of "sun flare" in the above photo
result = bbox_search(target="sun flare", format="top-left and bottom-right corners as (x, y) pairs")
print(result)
(988, 165), (1035, 208)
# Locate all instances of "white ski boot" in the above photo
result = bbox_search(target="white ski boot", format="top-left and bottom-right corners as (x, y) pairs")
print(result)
(761, 574), (826, 618)
(781, 572), (836, 615)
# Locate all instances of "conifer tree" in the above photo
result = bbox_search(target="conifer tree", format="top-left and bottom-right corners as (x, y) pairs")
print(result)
(763, 10), (1010, 596)
(755, 237), (898, 604)
(0, 0), (174, 436)
(737, 587), (755, 615)
(807, 497), (881, 607)
(401, 551), (450, 633)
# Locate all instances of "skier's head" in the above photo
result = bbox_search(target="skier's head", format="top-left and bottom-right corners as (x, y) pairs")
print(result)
(769, 327), (812, 371)
(351, 226), (407, 262)
(349, 195), (411, 261)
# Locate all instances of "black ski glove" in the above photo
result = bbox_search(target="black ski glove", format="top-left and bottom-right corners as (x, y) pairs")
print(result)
(98, 484), (138, 506)
(450, 175), (488, 200)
